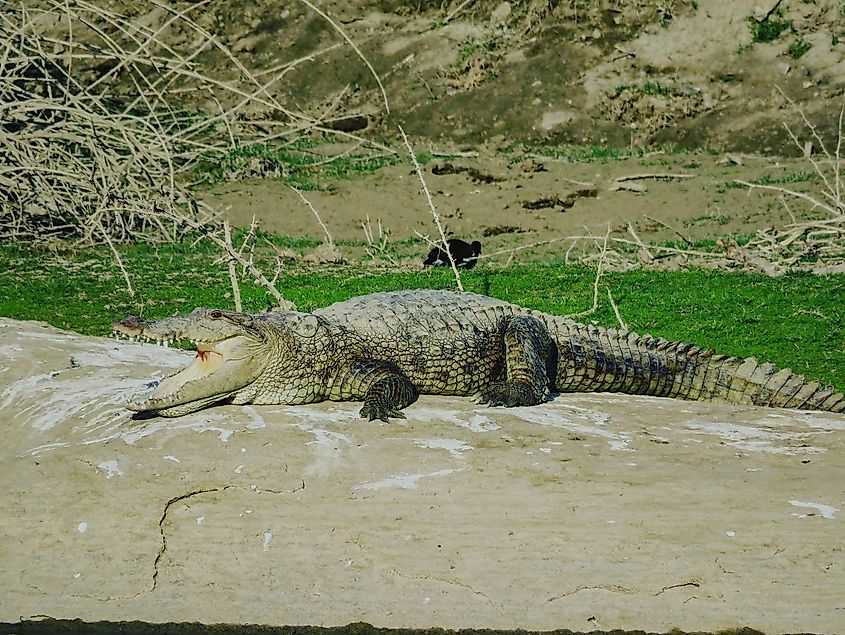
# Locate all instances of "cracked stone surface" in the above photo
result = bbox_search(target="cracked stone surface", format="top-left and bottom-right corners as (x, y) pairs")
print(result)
(1, 317), (843, 632)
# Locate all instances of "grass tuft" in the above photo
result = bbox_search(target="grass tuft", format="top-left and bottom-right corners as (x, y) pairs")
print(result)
(610, 80), (679, 100)
(193, 139), (399, 189)
(747, 15), (793, 43)
(788, 39), (813, 59)
(723, 171), (817, 189)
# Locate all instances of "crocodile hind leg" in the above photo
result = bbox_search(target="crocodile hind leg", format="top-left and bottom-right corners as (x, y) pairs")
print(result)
(347, 360), (419, 422)
(476, 315), (553, 407)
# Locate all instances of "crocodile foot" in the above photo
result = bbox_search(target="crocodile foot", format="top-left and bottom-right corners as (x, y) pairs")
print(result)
(474, 380), (544, 407)
(360, 401), (408, 422)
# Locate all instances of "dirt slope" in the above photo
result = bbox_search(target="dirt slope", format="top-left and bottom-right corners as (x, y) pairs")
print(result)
(168, 0), (845, 151)
(45, 0), (844, 151)
(203, 149), (831, 270)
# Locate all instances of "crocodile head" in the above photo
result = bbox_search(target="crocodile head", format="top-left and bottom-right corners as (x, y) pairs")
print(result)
(113, 308), (277, 417)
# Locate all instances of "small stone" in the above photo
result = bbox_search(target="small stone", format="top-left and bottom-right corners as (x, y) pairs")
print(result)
(491, 2), (511, 24)
(539, 110), (574, 130)
(233, 34), (262, 53)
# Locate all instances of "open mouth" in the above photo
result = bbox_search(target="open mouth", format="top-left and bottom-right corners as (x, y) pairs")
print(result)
(146, 340), (227, 402)
(112, 319), (253, 412)
(196, 347), (221, 363)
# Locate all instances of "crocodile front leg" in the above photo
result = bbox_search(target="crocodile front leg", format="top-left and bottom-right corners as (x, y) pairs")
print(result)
(476, 315), (554, 407)
(342, 359), (419, 422)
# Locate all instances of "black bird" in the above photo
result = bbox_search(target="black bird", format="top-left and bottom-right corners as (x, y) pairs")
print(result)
(423, 239), (482, 270)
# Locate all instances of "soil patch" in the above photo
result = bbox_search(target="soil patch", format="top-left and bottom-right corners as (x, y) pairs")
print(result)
(200, 149), (828, 266)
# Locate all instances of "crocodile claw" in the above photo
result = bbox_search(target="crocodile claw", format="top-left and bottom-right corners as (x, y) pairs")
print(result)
(475, 380), (542, 408)
(476, 382), (518, 407)
(359, 403), (407, 422)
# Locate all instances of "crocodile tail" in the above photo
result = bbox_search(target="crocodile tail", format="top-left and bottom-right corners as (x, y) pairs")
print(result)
(550, 322), (844, 412)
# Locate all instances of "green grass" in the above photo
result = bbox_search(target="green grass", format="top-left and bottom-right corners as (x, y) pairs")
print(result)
(456, 37), (481, 67)
(724, 171), (817, 189)
(531, 143), (694, 164)
(747, 14), (792, 43)
(501, 141), (703, 165)
(193, 138), (400, 189)
(788, 39), (812, 59)
(454, 35), (497, 69)
(536, 144), (624, 162)
(1, 242), (843, 390)
(609, 80), (678, 100)
(685, 213), (732, 227)
(642, 80), (677, 96)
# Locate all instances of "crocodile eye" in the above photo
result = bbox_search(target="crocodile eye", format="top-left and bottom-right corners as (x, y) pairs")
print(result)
(209, 310), (223, 319)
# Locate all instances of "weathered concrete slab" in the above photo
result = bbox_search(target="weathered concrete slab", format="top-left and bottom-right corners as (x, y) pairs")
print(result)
(1, 317), (843, 632)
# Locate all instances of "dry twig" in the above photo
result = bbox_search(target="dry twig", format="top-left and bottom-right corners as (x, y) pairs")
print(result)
(613, 173), (695, 182)
(607, 287), (627, 331)
(223, 221), (242, 311)
(566, 227), (611, 320)
(729, 92), (845, 271)
(0, 0), (389, 302)
(626, 223), (653, 263)
(364, 216), (398, 266)
(399, 124), (464, 292)
(445, 0), (475, 23)
(643, 215), (693, 246)
(290, 186), (335, 247)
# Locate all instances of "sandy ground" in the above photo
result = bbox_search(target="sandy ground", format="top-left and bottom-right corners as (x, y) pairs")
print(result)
(2, 318), (844, 632)
(201, 150), (825, 263)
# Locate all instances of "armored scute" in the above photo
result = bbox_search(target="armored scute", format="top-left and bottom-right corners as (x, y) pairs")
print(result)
(113, 290), (844, 419)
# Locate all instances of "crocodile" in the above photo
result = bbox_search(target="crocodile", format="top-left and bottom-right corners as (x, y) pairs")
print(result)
(112, 289), (844, 419)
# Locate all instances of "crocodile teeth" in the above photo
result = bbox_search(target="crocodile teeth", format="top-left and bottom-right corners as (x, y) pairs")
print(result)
(111, 331), (181, 347)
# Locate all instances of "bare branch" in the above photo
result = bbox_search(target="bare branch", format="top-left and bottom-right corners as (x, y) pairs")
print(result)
(566, 226), (610, 320)
(223, 221), (242, 312)
(399, 125), (464, 292)
(296, 0), (390, 114)
(290, 186), (334, 247)
(613, 173), (695, 182)
(445, 0), (475, 23)
(607, 287), (627, 331)
(733, 180), (839, 217)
